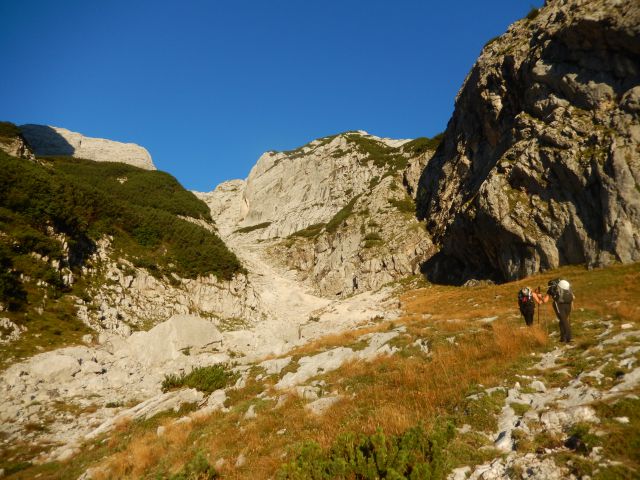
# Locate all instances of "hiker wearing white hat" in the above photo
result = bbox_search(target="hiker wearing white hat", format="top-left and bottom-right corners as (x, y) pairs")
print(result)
(542, 278), (575, 342)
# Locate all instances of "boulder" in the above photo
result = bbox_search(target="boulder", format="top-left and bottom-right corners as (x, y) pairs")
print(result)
(122, 314), (223, 367)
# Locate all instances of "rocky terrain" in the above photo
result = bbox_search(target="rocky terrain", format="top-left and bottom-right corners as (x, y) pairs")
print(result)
(1, 0), (640, 478)
(19, 124), (155, 170)
(417, 0), (640, 284)
(198, 130), (437, 297)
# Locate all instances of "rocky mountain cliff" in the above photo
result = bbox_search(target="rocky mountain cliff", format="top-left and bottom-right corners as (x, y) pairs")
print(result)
(416, 0), (640, 284)
(20, 124), (156, 170)
(199, 131), (438, 297)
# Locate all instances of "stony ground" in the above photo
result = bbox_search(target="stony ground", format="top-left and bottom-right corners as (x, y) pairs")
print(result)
(451, 319), (640, 479)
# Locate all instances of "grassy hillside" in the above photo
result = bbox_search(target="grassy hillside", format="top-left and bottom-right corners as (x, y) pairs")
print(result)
(0, 144), (243, 365)
(9, 262), (638, 479)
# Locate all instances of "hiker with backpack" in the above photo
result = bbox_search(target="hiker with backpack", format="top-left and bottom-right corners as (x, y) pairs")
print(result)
(517, 286), (544, 326)
(541, 279), (575, 343)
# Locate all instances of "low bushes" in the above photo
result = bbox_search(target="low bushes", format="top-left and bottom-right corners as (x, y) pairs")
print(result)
(278, 423), (455, 479)
(162, 365), (237, 394)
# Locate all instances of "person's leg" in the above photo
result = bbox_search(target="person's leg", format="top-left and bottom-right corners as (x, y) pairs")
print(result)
(559, 303), (572, 342)
(525, 310), (534, 326)
(553, 302), (564, 340)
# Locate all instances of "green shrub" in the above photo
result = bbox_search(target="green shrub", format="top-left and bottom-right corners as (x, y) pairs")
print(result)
(389, 197), (415, 214)
(169, 451), (218, 480)
(526, 7), (539, 21)
(162, 364), (237, 394)
(326, 196), (360, 233)
(0, 121), (21, 142)
(401, 134), (444, 156)
(290, 223), (326, 239)
(0, 244), (26, 310)
(234, 222), (272, 234)
(278, 423), (455, 479)
(345, 134), (407, 172)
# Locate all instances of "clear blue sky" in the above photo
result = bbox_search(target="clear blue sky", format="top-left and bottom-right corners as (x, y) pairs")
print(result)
(1, 0), (542, 191)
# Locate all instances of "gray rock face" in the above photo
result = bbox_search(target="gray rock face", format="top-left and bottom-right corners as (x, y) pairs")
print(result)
(20, 124), (155, 170)
(0, 134), (34, 160)
(199, 131), (435, 297)
(417, 0), (640, 283)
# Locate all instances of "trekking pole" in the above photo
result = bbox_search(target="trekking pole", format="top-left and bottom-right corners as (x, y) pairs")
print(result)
(537, 286), (540, 326)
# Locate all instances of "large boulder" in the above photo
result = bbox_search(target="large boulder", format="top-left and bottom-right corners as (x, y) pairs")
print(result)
(123, 314), (224, 367)
(416, 0), (640, 283)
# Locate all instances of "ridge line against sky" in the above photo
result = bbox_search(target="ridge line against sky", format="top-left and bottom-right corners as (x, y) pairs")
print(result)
(0, 0), (542, 191)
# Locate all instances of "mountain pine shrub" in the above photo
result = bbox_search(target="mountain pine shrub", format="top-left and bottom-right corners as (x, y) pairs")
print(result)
(278, 422), (455, 479)
(162, 364), (237, 394)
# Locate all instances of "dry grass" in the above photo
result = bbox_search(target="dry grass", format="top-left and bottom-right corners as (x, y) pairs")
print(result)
(24, 262), (639, 480)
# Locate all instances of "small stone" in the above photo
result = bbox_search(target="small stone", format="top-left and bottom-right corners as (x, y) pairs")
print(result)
(614, 416), (629, 424)
(215, 458), (225, 469)
(175, 416), (192, 425)
(157, 426), (166, 437)
(531, 380), (547, 392)
(56, 448), (76, 462)
(277, 428), (286, 435)
(235, 453), (246, 468)
(244, 405), (257, 420)
(450, 465), (471, 480)
(621, 323), (633, 330)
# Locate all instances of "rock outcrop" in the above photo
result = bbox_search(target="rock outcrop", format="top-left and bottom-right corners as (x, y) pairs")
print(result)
(20, 124), (156, 170)
(199, 131), (437, 296)
(416, 0), (640, 283)
(76, 238), (263, 336)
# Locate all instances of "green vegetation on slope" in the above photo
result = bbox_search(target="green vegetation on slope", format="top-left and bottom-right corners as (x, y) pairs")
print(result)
(401, 133), (444, 156)
(0, 121), (21, 143)
(278, 423), (454, 479)
(0, 151), (241, 282)
(0, 142), (243, 365)
(162, 365), (238, 394)
(51, 157), (212, 220)
(345, 134), (408, 172)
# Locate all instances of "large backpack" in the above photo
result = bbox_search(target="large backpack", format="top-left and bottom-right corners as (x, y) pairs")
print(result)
(548, 278), (573, 304)
(518, 287), (533, 306)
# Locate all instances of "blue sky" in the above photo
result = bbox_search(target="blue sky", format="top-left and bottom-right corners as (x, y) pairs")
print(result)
(1, 0), (542, 191)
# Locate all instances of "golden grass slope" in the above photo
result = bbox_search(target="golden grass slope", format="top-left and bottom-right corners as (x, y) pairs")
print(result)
(5, 263), (639, 479)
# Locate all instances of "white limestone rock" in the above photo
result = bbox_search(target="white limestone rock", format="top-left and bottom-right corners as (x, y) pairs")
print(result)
(121, 314), (224, 367)
(20, 124), (155, 170)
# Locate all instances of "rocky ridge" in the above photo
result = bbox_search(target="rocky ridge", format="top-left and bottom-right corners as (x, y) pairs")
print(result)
(199, 130), (436, 297)
(417, 0), (640, 284)
(19, 124), (156, 170)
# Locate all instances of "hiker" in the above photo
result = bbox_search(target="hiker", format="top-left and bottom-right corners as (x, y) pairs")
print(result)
(517, 286), (543, 326)
(541, 279), (575, 343)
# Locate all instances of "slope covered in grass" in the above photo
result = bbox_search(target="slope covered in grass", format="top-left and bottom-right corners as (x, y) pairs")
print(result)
(13, 262), (636, 480)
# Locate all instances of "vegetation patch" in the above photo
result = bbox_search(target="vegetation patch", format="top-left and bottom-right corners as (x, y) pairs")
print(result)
(401, 134), (444, 156)
(525, 7), (539, 21)
(0, 121), (21, 143)
(389, 196), (416, 215)
(278, 423), (455, 479)
(363, 232), (383, 249)
(345, 134), (408, 172)
(161, 365), (237, 394)
(234, 222), (271, 234)
(326, 196), (360, 233)
(290, 223), (326, 239)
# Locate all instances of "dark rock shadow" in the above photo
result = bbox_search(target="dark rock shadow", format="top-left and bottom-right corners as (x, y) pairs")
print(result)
(19, 124), (75, 156)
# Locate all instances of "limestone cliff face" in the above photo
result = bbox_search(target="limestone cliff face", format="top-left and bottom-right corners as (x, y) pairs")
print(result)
(20, 124), (156, 170)
(200, 131), (436, 297)
(76, 238), (263, 336)
(416, 0), (640, 284)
